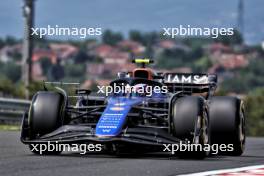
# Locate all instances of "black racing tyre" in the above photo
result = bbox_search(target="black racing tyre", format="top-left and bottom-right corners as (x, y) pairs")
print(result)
(209, 96), (245, 156)
(28, 91), (65, 155)
(171, 96), (210, 158)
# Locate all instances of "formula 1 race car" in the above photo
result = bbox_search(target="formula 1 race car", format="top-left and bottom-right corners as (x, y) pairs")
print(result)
(21, 59), (245, 158)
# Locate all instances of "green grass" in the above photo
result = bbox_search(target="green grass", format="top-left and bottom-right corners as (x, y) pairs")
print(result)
(0, 125), (20, 131)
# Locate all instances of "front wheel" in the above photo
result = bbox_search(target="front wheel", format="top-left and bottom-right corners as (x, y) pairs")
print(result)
(23, 91), (66, 155)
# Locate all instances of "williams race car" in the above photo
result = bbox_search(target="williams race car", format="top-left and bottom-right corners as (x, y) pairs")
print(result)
(21, 59), (245, 158)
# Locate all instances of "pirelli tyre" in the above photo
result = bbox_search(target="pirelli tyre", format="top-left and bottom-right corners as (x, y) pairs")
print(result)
(209, 96), (245, 156)
(171, 96), (210, 158)
(28, 91), (66, 155)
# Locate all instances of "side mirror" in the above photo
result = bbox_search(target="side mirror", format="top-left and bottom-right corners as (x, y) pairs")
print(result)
(208, 74), (217, 84)
(117, 72), (129, 79)
(75, 89), (91, 95)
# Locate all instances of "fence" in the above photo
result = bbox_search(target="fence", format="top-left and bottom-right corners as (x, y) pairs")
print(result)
(0, 97), (31, 124)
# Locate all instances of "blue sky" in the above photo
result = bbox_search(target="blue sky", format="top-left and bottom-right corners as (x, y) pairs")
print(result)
(0, 0), (263, 44)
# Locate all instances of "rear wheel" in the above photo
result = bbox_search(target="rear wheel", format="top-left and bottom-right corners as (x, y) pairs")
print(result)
(209, 96), (245, 156)
(171, 96), (210, 158)
(27, 91), (66, 155)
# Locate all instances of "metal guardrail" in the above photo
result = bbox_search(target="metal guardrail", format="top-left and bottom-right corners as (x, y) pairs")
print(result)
(0, 97), (31, 124)
(0, 95), (104, 124)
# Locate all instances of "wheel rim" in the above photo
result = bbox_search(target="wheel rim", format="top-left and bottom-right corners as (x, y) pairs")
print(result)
(194, 116), (202, 144)
(239, 108), (245, 150)
(194, 114), (209, 146)
(202, 112), (209, 145)
(193, 113), (210, 156)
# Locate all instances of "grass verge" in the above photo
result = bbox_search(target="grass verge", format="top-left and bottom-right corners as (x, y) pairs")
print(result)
(0, 125), (20, 131)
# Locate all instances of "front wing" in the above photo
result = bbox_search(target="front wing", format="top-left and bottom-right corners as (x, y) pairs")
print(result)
(21, 125), (183, 146)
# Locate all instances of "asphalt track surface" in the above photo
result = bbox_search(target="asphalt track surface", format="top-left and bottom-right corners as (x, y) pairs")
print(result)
(0, 131), (264, 176)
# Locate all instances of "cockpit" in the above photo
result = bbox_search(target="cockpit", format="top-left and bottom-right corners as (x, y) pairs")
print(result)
(132, 68), (153, 80)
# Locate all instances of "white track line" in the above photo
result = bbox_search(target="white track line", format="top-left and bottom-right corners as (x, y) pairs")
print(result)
(179, 164), (264, 176)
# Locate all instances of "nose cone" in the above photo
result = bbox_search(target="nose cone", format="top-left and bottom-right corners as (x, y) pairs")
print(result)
(95, 97), (141, 137)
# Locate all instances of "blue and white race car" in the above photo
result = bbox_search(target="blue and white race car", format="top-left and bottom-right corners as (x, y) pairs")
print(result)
(21, 59), (245, 158)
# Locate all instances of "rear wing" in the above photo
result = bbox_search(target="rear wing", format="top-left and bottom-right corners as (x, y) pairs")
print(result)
(162, 73), (217, 94)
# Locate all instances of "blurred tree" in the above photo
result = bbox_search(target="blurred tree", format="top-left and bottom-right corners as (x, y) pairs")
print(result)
(5, 36), (18, 46)
(65, 64), (85, 78)
(193, 56), (212, 72)
(34, 35), (49, 49)
(0, 75), (15, 96)
(102, 30), (123, 45)
(2, 62), (22, 82)
(144, 44), (153, 58)
(93, 56), (103, 63)
(39, 57), (52, 75)
(48, 60), (65, 81)
(0, 61), (4, 72)
(143, 32), (158, 46)
(11, 51), (22, 62)
(129, 31), (159, 46)
(28, 81), (44, 98)
(74, 50), (91, 64)
(222, 58), (264, 93)
(182, 37), (212, 48)
(188, 47), (203, 60)
(156, 55), (184, 69)
(215, 29), (243, 45)
(0, 38), (4, 49)
(245, 88), (264, 136)
(129, 30), (144, 44)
